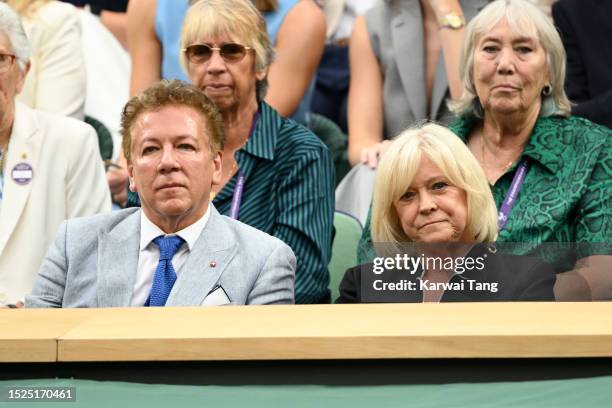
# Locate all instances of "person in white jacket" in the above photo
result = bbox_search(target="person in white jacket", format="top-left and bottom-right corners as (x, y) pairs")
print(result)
(0, 3), (110, 306)
(8, 0), (86, 120)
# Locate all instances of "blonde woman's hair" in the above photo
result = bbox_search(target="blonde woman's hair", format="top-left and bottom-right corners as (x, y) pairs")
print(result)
(371, 123), (499, 245)
(181, 0), (275, 100)
(450, 0), (571, 118)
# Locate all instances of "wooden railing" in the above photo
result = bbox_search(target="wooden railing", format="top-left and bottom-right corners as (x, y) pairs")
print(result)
(2, 303), (612, 363)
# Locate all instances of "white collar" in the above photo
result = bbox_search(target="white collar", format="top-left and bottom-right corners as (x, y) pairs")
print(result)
(139, 205), (211, 252)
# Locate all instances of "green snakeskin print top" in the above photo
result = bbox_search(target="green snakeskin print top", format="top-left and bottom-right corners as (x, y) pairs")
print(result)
(357, 115), (612, 266)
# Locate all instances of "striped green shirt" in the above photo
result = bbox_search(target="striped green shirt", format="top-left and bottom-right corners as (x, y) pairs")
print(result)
(213, 102), (335, 303)
(128, 102), (335, 303)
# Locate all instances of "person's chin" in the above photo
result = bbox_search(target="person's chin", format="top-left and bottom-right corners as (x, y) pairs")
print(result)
(418, 235), (455, 244)
(417, 226), (457, 243)
(204, 92), (233, 109)
(489, 99), (522, 113)
(154, 196), (191, 214)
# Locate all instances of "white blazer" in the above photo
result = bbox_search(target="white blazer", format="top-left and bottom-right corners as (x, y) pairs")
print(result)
(17, 1), (86, 120)
(0, 103), (111, 304)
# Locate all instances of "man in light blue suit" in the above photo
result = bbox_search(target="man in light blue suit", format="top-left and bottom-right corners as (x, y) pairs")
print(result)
(26, 80), (295, 308)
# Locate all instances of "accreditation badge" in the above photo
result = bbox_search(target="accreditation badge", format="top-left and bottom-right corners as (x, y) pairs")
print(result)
(11, 162), (34, 185)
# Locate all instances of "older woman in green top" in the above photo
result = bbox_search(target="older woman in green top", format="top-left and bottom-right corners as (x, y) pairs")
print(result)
(358, 0), (611, 300)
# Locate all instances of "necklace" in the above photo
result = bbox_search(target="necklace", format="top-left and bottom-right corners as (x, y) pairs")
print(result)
(229, 156), (240, 177)
(213, 110), (258, 197)
(480, 134), (515, 183)
(213, 143), (246, 196)
(229, 135), (249, 175)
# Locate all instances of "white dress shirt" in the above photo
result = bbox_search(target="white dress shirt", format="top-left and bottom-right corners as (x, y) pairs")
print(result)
(130, 206), (211, 306)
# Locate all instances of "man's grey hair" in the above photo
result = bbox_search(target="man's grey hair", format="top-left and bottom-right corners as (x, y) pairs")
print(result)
(0, 2), (31, 72)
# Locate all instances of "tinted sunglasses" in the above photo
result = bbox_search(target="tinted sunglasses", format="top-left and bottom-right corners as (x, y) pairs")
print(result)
(183, 43), (253, 64)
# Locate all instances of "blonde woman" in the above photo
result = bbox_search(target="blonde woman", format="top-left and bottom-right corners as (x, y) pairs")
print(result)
(337, 124), (555, 303)
(7, 0), (86, 119)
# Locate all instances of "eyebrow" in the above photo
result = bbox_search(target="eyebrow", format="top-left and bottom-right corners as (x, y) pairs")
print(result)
(140, 134), (198, 144)
(143, 134), (197, 141)
(407, 176), (449, 189)
(480, 35), (536, 44)
(425, 176), (448, 184)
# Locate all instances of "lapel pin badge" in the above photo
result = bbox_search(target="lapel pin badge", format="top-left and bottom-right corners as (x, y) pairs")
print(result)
(11, 162), (33, 185)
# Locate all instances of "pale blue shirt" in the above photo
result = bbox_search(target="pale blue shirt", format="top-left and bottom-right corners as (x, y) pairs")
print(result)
(130, 205), (211, 306)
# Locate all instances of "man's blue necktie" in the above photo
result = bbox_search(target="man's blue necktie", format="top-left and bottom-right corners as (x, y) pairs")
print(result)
(147, 235), (185, 307)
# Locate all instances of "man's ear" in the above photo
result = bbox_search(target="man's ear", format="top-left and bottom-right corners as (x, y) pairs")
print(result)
(211, 151), (223, 187)
(15, 61), (31, 94)
(127, 162), (137, 192)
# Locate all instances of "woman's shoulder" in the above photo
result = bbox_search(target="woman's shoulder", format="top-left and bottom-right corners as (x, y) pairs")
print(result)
(24, 1), (80, 37)
(280, 119), (326, 150)
(448, 115), (474, 141)
(467, 244), (548, 275)
(485, 250), (547, 272)
(37, 1), (79, 18)
(260, 103), (329, 157)
(540, 115), (611, 139)
(535, 115), (611, 159)
(336, 263), (371, 303)
(483, 250), (556, 301)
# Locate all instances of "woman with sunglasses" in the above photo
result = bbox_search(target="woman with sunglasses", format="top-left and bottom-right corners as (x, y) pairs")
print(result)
(127, 0), (324, 124)
(110, 0), (324, 209)
(173, 0), (335, 304)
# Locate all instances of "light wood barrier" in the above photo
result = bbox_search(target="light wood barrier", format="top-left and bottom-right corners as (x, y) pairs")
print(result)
(2, 303), (612, 363)
(0, 308), (92, 362)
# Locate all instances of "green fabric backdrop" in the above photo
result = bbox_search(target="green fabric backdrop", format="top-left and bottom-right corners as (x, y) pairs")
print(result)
(1, 376), (612, 407)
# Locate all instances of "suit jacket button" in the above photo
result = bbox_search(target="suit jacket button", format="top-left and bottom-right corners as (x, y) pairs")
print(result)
(210, 261), (217, 268)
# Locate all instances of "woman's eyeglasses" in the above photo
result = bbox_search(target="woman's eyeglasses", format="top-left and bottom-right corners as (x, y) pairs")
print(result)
(183, 43), (253, 64)
(0, 53), (16, 73)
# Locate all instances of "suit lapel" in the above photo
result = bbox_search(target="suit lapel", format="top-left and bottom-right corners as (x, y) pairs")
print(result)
(430, 53), (449, 120)
(96, 209), (141, 307)
(0, 103), (41, 257)
(393, 0), (427, 121)
(167, 206), (236, 306)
